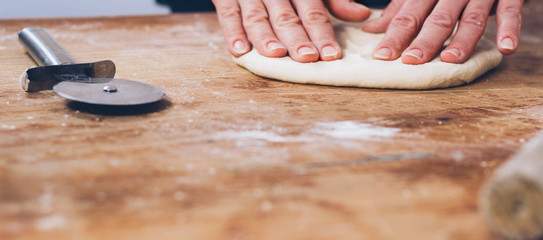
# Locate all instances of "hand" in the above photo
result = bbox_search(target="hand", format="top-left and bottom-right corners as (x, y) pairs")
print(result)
(363, 0), (525, 64)
(212, 0), (372, 63)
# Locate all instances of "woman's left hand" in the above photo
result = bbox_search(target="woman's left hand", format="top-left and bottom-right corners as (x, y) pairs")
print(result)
(362, 0), (525, 64)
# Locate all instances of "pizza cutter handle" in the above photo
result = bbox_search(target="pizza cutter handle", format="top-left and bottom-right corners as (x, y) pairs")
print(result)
(18, 27), (77, 66)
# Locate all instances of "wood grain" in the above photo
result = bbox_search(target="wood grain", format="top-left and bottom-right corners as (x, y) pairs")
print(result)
(1, 3), (543, 239)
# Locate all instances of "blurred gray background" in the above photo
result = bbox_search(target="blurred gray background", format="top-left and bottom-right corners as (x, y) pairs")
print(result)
(0, 0), (171, 19)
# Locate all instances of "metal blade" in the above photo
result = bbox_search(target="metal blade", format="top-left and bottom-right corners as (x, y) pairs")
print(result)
(53, 78), (165, 106)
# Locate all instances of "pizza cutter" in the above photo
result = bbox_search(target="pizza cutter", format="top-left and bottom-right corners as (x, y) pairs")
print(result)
(18, 26), (165, 106)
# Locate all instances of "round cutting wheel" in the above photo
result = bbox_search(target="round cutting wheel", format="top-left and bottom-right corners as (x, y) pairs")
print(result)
(53, 78), (165, 106)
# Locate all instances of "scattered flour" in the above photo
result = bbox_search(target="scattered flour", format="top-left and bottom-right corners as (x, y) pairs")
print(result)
(35, 214), (66, 231)
(1, 124), (16, 130)
(213, 121), (400, 143)
(311, 121), (400, 139)
(215, 130), (289, 143)
(39, 187), (54, 213)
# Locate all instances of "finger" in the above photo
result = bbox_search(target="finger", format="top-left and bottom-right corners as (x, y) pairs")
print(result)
(293, 0), (341, 61)
(496, 0), (524, 54)
(213, 0), (251, 57)
(441, 0), (494, 63)
(372, 0), (436, 61)
(323, 0), (372, 22)
(263, 0), (319, 62)
(362, 0), (406, 33)
(401, 0), (468, 64)
(239, 0), (287, 58)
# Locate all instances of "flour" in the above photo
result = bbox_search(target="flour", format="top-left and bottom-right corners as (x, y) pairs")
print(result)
(311, 121), (399, 139)
(35, 215), (67, 231)
(214, 130), (290, 143)
(213, 121), (400, 143)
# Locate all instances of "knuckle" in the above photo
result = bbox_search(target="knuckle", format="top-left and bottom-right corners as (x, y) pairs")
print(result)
(273, 11), (302, 28)
(388, 1), (400, 9)
(382, 38), (404, 52)
(218, 5), (241, 19)
(415, 38), (437, 50)
(243, 7), (269, 26)
(461, 11), (487, 30)
(426, 13), (456, 29)
(225, 29), (246, 40)
(500, 4), (522, 16)
(303, 8), (331, 25)
(390, 14), (420, 31)
(385, 0), (402, 14)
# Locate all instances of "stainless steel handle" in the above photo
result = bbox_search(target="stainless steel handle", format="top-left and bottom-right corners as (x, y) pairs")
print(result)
(18, 27), (76, 66)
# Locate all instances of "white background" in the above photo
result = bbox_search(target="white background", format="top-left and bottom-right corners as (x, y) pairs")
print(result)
(0, 0), (170, 19)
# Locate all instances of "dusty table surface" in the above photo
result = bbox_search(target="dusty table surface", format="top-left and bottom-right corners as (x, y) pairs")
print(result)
(1, 3), (543, 240)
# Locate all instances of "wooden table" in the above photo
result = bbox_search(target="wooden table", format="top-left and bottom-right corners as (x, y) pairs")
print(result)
(1, 3), (542, 239)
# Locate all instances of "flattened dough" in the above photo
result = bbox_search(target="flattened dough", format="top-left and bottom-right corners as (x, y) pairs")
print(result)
(234, 13), (503, 90)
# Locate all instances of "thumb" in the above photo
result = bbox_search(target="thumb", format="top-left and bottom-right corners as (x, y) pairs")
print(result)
(324, 0), (372, 22)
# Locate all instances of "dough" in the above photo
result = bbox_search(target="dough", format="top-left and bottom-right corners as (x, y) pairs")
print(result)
(234, 13), (503, 89)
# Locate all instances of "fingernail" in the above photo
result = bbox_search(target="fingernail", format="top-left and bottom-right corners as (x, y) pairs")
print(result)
(444, 48), (461, 58)
(403, 49), (423, 60)
(298, 47), (317, 56)
(267, 42), (285, 51)
(233, 40), (249, 54)
(500, 37), (514, 50)
(374, 48), (392, 60)
(321, 46), (339, 58)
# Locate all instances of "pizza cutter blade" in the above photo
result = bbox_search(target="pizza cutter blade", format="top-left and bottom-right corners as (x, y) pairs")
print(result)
(18, 26), (166, 106)
(54, 78), (166, 106)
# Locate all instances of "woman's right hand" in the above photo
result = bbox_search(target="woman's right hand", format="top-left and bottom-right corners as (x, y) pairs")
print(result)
(212, 0), (372, 63)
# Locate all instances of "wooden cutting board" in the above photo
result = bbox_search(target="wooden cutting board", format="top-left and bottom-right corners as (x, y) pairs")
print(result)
(1, 2), (542, 239)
